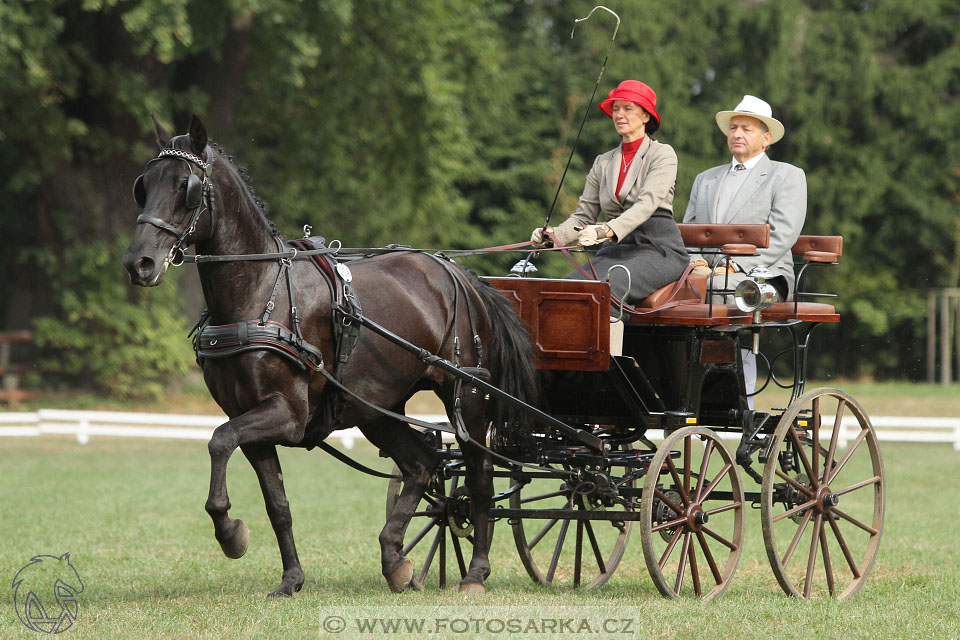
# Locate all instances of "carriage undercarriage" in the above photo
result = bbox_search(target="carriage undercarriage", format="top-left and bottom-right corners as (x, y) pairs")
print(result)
(387, 231), (885, 600)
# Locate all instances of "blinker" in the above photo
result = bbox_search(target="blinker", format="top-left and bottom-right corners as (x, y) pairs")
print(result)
(133, 175), (146, 207)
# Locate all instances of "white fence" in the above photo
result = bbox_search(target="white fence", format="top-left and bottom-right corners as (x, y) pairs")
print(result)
(1, 409), (959, 451)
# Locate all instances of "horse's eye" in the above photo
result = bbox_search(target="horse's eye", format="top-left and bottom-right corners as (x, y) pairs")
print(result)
(180, 179), (188, 189)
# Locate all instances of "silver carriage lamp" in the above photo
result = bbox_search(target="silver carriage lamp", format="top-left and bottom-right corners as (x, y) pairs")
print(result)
(734, 266), (777, 354)
(509, 259), (538, 276)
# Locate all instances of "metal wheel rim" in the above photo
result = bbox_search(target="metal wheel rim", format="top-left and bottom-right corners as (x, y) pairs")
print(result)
(760, 387), (885, 599)
(639, 426), (745, 600)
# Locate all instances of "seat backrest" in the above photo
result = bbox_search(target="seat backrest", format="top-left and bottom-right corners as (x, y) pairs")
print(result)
(677, 223), (770, 249)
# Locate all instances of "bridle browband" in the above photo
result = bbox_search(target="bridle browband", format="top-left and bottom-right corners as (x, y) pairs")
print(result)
(134, 147), (214, 267)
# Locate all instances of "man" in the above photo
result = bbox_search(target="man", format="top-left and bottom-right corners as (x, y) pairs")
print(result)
(684, 95), (806, 301)
(683, 95), (807, 406)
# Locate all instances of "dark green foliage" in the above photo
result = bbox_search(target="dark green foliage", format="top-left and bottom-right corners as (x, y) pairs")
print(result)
(30, 241), (194, 400)
(1, 0), (958, 393)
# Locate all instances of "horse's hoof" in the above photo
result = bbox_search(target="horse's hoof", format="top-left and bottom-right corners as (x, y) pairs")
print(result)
(218, 521), (250, 559)
(458, 581), (486, 596)
(385, 558), (414, 593)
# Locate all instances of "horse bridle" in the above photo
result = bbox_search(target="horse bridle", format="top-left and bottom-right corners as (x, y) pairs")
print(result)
(133, 148), (214, 267)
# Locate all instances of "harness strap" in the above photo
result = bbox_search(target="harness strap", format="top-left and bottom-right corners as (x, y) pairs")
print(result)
(314, 440), (400, 479)
(194, 319), (324, 371)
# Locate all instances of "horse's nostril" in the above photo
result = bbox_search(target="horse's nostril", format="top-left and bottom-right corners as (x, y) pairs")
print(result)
(136, 256), (155, 278)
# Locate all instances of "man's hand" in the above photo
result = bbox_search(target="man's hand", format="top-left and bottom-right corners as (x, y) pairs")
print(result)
(578, 224), (612, 247)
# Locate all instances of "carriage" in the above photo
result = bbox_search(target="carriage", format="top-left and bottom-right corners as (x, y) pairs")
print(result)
(123, 116), (884, 602)
(385, 224), (884, 601)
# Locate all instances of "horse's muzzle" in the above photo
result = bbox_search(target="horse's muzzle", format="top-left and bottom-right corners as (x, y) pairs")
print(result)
(122, 249), (167, 287)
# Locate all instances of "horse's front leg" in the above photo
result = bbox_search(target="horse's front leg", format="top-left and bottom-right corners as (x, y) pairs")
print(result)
(241, 443), (304, 597)
(204, 395), (304, 570)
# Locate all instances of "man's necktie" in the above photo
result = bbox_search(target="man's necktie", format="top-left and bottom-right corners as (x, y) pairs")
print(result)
(734, 163), (746, 171)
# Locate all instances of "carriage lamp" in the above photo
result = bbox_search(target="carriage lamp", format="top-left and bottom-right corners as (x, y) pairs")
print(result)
(510, 259), (538, 276)
(735, 266), (777, 354)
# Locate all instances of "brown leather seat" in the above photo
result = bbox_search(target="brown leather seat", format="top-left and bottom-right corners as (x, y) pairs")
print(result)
(635, 272), (708, 309)
(627, 303), (752, 326)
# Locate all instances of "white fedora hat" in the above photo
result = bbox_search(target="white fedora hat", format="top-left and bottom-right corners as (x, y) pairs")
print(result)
(715, 95), (785, 144)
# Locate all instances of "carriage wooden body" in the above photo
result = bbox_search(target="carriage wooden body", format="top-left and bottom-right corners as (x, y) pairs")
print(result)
(394, 224), (885, 600)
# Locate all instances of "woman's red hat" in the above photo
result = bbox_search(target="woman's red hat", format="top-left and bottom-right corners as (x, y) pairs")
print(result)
(598, 80), (660, 125)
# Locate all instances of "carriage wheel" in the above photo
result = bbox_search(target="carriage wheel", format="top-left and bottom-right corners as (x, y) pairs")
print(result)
(761, 388), (885, 599)
(509, 444), (633, 589)
(639, 426), (745, 600)
(385, 463), (492, 590)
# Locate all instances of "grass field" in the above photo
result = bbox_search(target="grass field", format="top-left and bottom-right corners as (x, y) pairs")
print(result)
(1, 434), (957, 639)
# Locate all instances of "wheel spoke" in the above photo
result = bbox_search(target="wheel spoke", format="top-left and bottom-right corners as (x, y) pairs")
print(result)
(403, 517), (439, 555)
(803, 514), (823, 598)
(835, 475), (881, 496)
(451, 534), (467, 578)
(674, 531), (692, 594)
(683, 436), (693, 499)
(819, 519), (835, 596)
(701, 524), (739, 551)
(658, 526), (683, 569)
(529, 518), (560, 550)
(812, 397), (821, 481)
(665, 456), (691, 505)
(772, 497), (817, 524)
(690, 537), (702, 597)
(655, 486), (685, 515)
(704, 502), (741, 517)
(775, 468), (815, 497)
(788, 426), (817, 490)
(652, 514), (687, 533)
(827, 428), (868, 483)
(824, 398), (846, 475)
(782, 509), (813, 568)
(574, 520), (583, 588)
(419, 525), (444, 585)
(700, 462), (733, 503)
(694, 440), (715, 502)
(545, 519), (571, 583)
(826, 512), (862, 579)
(583, 520), (608, 574)
(831, 507), (879, 536)
(696, 531), (723, 584)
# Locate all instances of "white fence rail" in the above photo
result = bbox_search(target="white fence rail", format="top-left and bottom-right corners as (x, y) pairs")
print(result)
(1, 409), (959, 451)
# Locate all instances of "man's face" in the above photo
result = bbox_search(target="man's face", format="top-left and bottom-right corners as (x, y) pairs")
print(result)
(726, 115), (772, 162)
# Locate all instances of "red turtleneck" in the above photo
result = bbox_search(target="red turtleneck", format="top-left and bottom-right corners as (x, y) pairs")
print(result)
(616, 137), (644, 200)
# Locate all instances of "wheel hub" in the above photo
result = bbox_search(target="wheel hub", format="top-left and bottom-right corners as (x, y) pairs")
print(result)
(447, 486), (474, 538)
(815, 485), (840, 513)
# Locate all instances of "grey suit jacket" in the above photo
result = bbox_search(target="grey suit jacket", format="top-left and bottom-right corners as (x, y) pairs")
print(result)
(554, 136), (678, 243)
(683, 154), (806, 297)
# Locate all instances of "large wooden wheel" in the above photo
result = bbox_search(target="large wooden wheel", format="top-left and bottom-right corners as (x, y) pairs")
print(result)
(640, 426), (745, 600)
(385, 461), (492, 590)
(761, 388), (885, 599)
(509, 445), (633, 589)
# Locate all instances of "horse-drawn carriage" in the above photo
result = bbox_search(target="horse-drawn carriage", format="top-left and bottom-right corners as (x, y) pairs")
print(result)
(123, 116), (884, 602)
(389, 224), (883, 600)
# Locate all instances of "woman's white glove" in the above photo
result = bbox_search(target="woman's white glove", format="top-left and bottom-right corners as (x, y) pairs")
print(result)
(578, 224), (611, 247)
(530, 226), (552, 248)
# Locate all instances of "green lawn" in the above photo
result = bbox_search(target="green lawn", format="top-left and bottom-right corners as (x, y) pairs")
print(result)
(1, 435), (957, 639)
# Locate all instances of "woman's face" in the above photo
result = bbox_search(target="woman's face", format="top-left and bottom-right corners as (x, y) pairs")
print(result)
(611, 100), (650, 142)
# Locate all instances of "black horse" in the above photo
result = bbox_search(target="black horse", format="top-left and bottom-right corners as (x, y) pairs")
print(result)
(122, 116), (538, 596)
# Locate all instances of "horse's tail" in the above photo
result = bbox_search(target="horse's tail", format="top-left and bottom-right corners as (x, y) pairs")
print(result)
(466, 272), (541, 454)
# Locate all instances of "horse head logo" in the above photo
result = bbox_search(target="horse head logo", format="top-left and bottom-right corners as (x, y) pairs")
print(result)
(12, 553), (84, 634)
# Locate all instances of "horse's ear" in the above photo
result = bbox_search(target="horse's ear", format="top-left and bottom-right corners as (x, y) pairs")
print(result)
(189, 115), (208, 156)
(151, 114), (171, 149)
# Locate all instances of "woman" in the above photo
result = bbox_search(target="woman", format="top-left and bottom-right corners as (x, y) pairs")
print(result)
(531, 80), (688, 304)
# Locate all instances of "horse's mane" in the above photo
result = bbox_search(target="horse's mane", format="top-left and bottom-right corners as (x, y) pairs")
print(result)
(168, 135), (278, 237)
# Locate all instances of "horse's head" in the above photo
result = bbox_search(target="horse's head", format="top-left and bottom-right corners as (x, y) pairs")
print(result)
(122, 115), (214, 286)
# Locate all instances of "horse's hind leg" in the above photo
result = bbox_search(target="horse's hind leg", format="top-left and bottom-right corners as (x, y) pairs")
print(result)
(457, 436), (494, 594)
(241, 443), (304, 597)
(360, 417), (437, 593)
